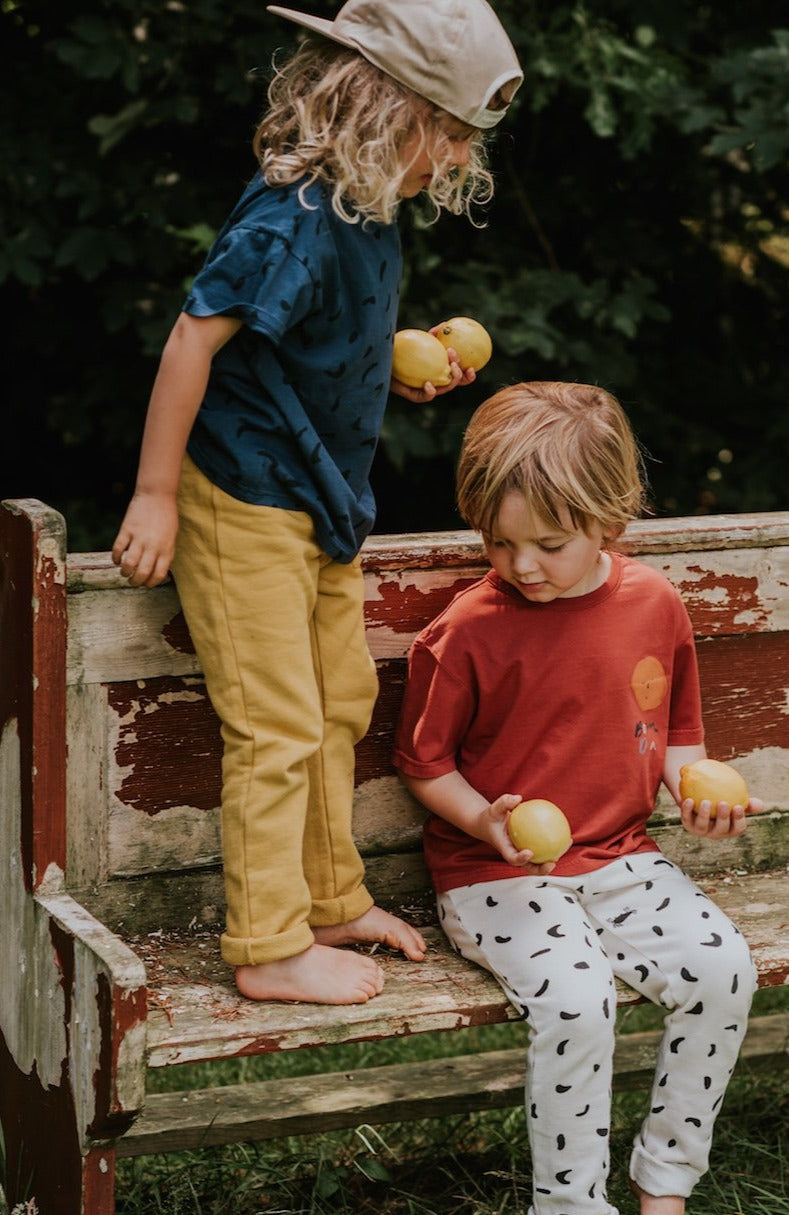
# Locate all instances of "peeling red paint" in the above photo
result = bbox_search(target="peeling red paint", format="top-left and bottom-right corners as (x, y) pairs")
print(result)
(697, 633), (789, 756)
(364, 574), (479, 634)
(108, 678), (222, 815)
(355, 660), (406, 785)
(88, 970), (147, 1141)
(676, 567), (769, 635)
(0, 505), (67, 889)
(161, 609), (196, 655)
(0, 922), (82, 1213)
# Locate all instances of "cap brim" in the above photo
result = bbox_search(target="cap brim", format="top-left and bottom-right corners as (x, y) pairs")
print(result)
(266, 5), (358, 51)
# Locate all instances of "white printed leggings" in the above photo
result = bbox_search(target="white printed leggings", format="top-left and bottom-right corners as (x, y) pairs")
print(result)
(438, 853), (757, 1215)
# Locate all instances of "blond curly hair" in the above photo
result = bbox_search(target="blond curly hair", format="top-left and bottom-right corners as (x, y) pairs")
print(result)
(253, 41), (496, 225)
(457, 382), (648, 539)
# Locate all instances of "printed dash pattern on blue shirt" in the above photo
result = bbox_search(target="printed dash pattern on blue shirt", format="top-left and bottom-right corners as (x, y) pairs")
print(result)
(184, 174), (402, 562)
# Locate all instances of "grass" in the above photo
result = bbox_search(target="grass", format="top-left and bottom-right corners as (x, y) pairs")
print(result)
(115, 986), (789, 1215)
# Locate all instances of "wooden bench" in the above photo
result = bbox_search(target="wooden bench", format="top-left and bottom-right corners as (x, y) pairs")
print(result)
(1, 496), (787, 1215)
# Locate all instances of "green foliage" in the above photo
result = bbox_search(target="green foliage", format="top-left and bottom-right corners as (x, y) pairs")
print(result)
(0, 0), (787, 547)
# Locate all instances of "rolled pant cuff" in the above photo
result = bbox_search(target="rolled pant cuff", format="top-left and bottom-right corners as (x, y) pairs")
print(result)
(630, 1144), (696, 1199)
(221, 921), (315, 967)
(309, 884), (374, 928)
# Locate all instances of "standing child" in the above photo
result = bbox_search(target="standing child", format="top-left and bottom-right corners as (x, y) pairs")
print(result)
(394, 382), (762, 1215)
(111, 0), (523, 1005)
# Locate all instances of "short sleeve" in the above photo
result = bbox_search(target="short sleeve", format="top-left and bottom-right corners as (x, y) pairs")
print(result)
(183, 226), (317, 340)
(393, 640), (477, 779)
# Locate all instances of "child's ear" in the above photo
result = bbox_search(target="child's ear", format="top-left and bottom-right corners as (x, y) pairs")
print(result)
(602, 524), (625, 547)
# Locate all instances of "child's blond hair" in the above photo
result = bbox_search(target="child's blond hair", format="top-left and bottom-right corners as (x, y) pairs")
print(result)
(456, 382), (648, 539)
(253, 42), (495, 226)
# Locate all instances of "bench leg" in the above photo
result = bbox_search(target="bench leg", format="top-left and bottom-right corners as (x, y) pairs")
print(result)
(0, 1037), (117, 1215)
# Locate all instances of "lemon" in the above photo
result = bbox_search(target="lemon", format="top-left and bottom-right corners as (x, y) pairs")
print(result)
(435, 316), (493, 372)
(507, 798), (573, 863)
(678, 759), (749, 816)
(392, 329), (452, 388)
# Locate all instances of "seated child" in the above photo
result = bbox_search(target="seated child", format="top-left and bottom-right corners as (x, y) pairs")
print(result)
(394, 381), (762, 1215)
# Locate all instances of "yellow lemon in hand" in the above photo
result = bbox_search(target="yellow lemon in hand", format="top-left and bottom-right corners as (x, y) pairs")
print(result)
(435, 316), (493, 372)
(507, 799), (573, 863)
(392, 329), (452, 388)
(678, 759), (749, 816)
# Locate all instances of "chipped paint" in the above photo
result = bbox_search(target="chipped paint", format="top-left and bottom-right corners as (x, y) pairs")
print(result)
(363, 569), (482, 657)
(0, 722), (68, 1090)
(108, 677), (221, 816)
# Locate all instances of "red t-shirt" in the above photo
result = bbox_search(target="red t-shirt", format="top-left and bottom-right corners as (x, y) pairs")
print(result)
(393, 553), (704, 892)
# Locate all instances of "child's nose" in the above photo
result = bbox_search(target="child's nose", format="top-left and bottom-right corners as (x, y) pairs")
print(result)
(512, 547), (539, 576)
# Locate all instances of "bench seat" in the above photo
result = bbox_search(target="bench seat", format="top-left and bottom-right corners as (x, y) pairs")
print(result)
(106, 868), (789, 1070)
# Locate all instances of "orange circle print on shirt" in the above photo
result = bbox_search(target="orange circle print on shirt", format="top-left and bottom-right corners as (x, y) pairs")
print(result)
(630, 655), (668, 711)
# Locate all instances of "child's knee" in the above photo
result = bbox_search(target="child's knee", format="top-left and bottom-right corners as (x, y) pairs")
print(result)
(676, 925), (756, 1014)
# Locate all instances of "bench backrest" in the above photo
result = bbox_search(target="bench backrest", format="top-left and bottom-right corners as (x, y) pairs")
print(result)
(3, 499), (788, 936)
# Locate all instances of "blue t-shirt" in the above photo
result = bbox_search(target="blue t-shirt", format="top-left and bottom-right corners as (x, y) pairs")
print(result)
(183, 174), (402, 562)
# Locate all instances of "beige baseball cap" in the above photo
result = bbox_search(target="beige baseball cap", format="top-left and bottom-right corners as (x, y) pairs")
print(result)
(266, 0), (523, 130)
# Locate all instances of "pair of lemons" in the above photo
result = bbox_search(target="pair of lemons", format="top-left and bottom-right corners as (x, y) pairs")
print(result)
(506, 760), (749, 864)
(392, 316), (492, 388)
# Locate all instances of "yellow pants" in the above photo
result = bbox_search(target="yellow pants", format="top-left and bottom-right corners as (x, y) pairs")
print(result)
(173, 456), (377, 966)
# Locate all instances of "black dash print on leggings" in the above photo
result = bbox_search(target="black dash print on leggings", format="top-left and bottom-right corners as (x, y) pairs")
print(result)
(534, 978), (550, 997)
(547, 924), (566, 938)
(557, 1039), (569, 1055)
(701, 933), (723, 946)
(495, 934), (512, 943)
(681, 967), (698, 982)
(486, 895), (498, 907)
(560, 1010), (581, 1020)
(529, 901), (542, 913)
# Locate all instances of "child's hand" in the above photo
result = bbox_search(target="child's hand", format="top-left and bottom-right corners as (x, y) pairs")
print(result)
(484, 793), (557, 874)
(111, 491), (178, 588)
(680, 794), (764, 839)
(390, 349), (474, 403)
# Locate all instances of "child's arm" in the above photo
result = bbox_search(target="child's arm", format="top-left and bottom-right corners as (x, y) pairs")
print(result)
(112, 312), (242, 588)
(403, 769), (556, 873)
(664, 744), (763, 839)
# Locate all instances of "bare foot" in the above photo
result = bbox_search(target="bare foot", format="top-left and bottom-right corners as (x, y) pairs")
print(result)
(313, 904), (427, 961)
(235, 942), (384, 1004)
(629, 1179), (685, 1215)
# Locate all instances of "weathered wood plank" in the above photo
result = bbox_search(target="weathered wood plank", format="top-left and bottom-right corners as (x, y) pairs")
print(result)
(127, 871), (787, 1069)
(118, 1011), (789, 1157)
(65, 519), (789, 687)
(75, 642), (789, 882)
